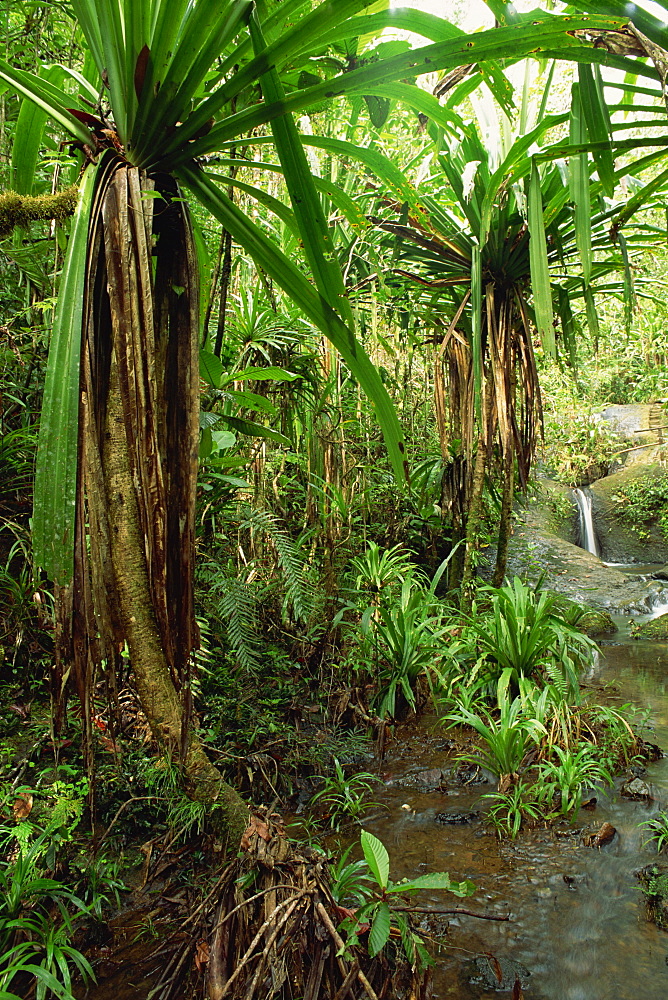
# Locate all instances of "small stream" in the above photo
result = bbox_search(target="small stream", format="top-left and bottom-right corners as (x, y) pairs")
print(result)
(364, 616), (668, 999)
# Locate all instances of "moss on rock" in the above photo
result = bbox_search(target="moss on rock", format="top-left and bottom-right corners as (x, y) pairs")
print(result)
(632, 613), (668, 641)
(550, 594), (617, 637)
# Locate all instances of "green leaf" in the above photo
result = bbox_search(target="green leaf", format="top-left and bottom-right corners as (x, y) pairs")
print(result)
(361, 830), (390, 891)
(211, 429), (237, 450)
(179, 163), (408, 485)
(471, 245), (482, 422)
(583, 282), (600, 344)
(33, 162), (98, 583)
(364, 94), (391, 128)
(11, 65), (66, 196)
(218, 414), (291, 447)
(578, 64), (615, 198)
(222, 366), (299, 384)
(569, 82), (592, 285)
(0, 60), (94, 146)
(528, 161), (555, 357)
(165, 15), (628, 166)
(368, 902), (391, 957)
(387, 873), (475, 895)
(200, 349), (224, 388)
(249, 7), (354, 328)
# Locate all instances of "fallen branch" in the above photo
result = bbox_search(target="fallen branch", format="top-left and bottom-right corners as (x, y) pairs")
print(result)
(391, 905), (511, 922)
(315, 901), (379, 1000)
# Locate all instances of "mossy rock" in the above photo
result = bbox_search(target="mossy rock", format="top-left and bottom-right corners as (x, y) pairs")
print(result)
(632, 613), (668, 641)
(550, 595), (617, 637)
(590, 464), (668, 564)
(525, 479), (578, 543)
(637, 865), (668, 930)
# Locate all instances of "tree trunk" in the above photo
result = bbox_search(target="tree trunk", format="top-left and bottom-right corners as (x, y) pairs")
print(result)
(492, 457), (514, 588)
(103, 346), (248, 847)
(58, 157), (248, 849)
(459, 430), (488, 613)
(459, 387), (492, 613)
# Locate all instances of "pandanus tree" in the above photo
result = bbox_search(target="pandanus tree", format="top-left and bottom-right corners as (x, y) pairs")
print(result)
(0, 0), (638, 841)
(375, 76), (663, 606)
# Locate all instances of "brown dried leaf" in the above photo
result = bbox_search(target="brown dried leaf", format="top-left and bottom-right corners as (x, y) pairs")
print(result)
(98, 735), (118, 753)
(512, 975), (524, 1000)
(240, 815), (272, 851)
(12, 793), (33, 821)
(194, 939), (210, 972)
(485, 953), (503, 985)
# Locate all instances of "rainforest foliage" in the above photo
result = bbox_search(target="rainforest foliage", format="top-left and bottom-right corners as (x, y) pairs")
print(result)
(2, 0), (668, 996)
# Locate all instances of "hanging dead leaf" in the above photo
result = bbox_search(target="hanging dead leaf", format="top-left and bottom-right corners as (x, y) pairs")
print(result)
(512, 975), (524, 1000)
(485, 953), (504, 985)
(194, 939), (210, 972)
(12, 793), (33, 821)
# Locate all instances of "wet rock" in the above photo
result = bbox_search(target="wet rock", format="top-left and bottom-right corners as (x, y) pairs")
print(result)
(621, 776), (653, 800)
(470, 954), (531, 992)
(453, 761), (486, 785)
(583, 821), (616, 848)
(393, 767), (445, 790)
(632, 613), (668, 641)
(505, 522), (668, 613)
(563, 873), (589, 890)
(435, 810), (479, 825)
(637, 864), (668, 931)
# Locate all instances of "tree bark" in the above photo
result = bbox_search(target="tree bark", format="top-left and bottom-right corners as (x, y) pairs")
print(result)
(459, 431), (488, 614)
(103, 347), (248, 848)
(492, 457), (514, 588)
(459, 388), (492, 613)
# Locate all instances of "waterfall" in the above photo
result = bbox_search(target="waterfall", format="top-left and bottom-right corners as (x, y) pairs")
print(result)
(574, 488), (599, 557)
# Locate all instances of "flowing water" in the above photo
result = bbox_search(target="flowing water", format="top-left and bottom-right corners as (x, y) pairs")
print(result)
(365, 617), (668, 999)
(574, 489), (599, 558)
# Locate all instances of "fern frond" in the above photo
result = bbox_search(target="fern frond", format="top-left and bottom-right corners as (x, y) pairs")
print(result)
(214, 575), (263, 674)
(246, 508), (314, 623)
(199, 561), (263, 674)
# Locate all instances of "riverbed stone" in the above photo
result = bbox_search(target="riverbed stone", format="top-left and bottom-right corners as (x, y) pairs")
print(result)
(435, 810), (479, 825)
(621, 776), (652, 800)
(392, 767), (445, 790)
(470, 955), (531, 992)
(632, 613), (668, 640)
